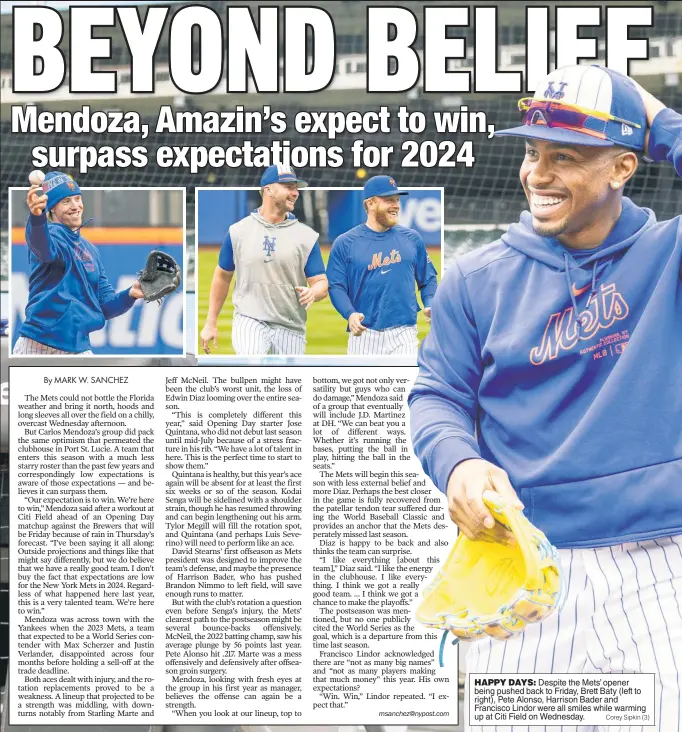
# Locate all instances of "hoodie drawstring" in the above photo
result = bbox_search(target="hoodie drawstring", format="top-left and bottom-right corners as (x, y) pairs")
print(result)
(564, 253), (582, 333)
(564, 253), (600, 335)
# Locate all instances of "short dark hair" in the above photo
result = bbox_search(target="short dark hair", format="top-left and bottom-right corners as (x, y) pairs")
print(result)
(610, 144), (641, 160)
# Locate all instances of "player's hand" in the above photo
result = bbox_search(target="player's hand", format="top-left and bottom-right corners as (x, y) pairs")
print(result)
(632, 81), (667, 156)
(295, 285), (315, 311)
(446, 458), (524, 544)
(200, 323), (218, 354)
(27, 185), (47, 216)
(348, 312), (367, 336)
(129, 281), (144, 299)
(423, 307), (432, 323)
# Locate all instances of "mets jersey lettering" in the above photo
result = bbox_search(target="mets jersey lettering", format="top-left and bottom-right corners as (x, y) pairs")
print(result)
(368, 249), (402, 271)
(530, 283), (629, 365)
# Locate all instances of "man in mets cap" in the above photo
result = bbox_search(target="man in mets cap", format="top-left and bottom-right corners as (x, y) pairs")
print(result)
(409, 65), (681, 730)
(14, 171), (145, 355)
(327, 174), (438, 356)
(200, 164), (328, 356)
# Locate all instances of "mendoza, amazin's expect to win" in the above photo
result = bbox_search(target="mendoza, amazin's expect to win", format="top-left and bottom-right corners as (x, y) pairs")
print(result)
(13, 172), (145, 355)
(410, 65), (681, 730)
(327, 175), (438, 356)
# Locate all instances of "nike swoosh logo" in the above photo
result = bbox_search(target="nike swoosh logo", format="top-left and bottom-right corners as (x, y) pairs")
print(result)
(380, 269), (390, 275)
(572, 283), (591, 297)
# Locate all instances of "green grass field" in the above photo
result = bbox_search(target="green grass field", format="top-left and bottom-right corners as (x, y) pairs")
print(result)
(197, 246), (441, 355)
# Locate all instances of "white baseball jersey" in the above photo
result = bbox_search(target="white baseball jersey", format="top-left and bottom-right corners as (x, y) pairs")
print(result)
(347, 325), (419, 356)
(231, 313), (305, 356)
(13, 336), (93, 356)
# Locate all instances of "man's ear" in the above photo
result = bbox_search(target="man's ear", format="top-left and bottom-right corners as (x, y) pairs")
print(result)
(612, 150), (639, 188)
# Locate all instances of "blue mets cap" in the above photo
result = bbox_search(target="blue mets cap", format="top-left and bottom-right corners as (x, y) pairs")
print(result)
(363, 175), (409, 200)
(495, 65), (647, 151)
(260, 164), (307, 188)
(43, 171), (81, 211)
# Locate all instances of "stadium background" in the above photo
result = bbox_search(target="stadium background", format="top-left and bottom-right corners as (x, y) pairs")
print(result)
(0, 0), (680, 729)
(196, 188), (442, 355)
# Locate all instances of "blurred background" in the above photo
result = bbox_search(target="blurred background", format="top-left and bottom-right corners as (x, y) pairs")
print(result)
(196, 188), (442, 355)
(9, 188), (185, 355)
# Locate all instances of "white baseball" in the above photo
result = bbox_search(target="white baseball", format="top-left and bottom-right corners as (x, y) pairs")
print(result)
(29, 170), (45, 186)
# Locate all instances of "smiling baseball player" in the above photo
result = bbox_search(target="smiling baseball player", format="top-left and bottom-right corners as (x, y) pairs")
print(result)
(326, 175), (438, 356)
(13, 171), (144, 355)
(200, 164), (328, 355)
(409, 66), (681, 731)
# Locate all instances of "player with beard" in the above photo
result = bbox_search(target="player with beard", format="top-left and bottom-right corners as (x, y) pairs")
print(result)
(327, 175), (438, 356)
(13, 171), (144, 355)
(200, 164), (328, 355)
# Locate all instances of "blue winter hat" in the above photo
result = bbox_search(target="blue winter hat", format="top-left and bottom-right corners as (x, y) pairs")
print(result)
(43, 172), (81, 211)
(363, 175), (409, 200)
(495, 65), (647, 151)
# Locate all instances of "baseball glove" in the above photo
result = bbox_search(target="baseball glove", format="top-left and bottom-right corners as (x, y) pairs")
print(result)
(416, 491), (566, 641)
(138, 250), (181, 303)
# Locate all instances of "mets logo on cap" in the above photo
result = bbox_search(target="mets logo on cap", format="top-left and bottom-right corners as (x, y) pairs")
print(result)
(278, 165), (296, 180)
(544, 81), (568, 100)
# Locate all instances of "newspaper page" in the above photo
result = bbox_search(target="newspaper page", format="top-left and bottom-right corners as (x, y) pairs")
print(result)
(1, 2), (680, 731)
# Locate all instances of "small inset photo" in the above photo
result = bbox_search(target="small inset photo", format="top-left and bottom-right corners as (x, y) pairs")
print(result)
(9, 174), (185, 357)
(196, 166), (442, 358)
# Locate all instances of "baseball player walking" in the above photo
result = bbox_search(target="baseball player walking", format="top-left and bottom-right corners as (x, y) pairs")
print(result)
(326, 175), (438, 356)
(13, 172), (144, 355)
(409, 66), (681, 731)
(200, 164), (328, 355)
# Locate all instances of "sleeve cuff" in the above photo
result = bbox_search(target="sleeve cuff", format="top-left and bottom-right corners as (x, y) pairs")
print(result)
(648, 107), (681, 163)
(431, 436), (481, 494)
(29, 213), (47, 226)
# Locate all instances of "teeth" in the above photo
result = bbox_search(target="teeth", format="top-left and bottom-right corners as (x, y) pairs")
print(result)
(532, 194), (565, 207)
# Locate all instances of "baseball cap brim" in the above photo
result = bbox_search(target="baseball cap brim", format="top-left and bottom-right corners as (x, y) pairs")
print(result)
(495, 125), (614, 147)
(369, 189), (409, 198)
(275, 177), (308, 188)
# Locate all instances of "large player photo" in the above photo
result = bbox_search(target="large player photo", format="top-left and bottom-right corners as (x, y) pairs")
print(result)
(9, 183), (185, 357)
(196, 168), (442, 360)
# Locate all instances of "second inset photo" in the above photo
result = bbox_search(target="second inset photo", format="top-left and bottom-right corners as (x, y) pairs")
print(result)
(196, 165), (442, 358)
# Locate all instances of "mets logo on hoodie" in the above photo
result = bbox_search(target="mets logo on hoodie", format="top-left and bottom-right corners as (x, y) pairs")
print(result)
(530, 283), (630, 365)
(74, 240), (96, 272)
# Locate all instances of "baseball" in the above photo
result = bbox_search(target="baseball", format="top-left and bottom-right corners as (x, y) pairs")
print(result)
(29, 170), (45, 186)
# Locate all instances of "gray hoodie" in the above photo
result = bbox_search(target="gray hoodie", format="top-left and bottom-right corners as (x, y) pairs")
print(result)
(230, 210), (319, 334)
